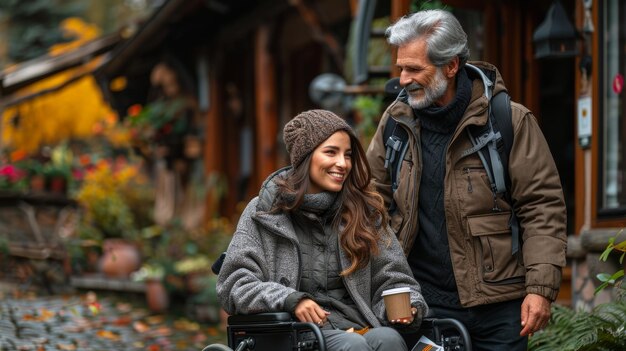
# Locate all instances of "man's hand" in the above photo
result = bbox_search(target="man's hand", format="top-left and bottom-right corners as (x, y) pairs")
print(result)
(520, 293), (551, 336)
(294, 298), (330, 326)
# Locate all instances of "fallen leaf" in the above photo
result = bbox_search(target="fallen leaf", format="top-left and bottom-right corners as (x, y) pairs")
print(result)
(176, 340), (189, 349)
(56, 343), (77, 351)
(96, 329), (121, 341)
(115, 302), (133, 313)
(151, 326), (172, 337)
(22, 308), (54, 322)
(145, 315), (165, 325)
(113, 316), (132, 326)
(206, 327), (219, 336)
(133, 321), (150, 333)
(173, 318), (199, 331)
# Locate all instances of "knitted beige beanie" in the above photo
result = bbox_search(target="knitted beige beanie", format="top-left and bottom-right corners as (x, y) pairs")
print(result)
(283, 109), (354, 167)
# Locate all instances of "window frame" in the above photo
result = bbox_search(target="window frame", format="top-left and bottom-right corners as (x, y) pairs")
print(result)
(597, 0), (626, 219)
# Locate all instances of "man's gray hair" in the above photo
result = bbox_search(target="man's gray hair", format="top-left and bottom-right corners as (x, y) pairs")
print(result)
(386, 10), (469, 68)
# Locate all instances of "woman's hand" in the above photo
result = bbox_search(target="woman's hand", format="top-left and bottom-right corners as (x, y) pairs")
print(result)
(294, 298), (330, 326)
(390, 307), (417, 325)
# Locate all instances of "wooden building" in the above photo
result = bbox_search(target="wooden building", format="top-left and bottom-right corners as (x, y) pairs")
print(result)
(92, 0), (624, 308)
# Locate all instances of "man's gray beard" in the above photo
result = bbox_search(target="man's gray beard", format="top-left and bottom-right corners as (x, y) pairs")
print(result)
(407, 68), (448, 110)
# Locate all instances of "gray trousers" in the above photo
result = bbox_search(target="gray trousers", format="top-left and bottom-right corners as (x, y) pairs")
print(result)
(323, 327), (407, 351)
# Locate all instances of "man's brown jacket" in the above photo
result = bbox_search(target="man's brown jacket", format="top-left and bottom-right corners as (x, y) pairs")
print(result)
(366, 61), (567, 307)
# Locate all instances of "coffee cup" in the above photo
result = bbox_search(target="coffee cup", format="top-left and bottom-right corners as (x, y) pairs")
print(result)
(381, 287), (412, 321)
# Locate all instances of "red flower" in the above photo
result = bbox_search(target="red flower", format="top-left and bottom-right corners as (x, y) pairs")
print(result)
(0, 165), (26, 182)
(127, 104), (143, 118)
(72, 169), (84, 181)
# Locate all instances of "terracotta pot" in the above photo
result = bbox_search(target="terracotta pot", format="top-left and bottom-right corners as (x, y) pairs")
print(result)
(48, 177), (67, 195)
(99, 239), (141, 278)
(145, 280), (169, 313)
(29, 175), (46, 193)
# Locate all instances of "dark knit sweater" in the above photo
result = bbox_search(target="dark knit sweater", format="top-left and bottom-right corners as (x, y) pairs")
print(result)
(407, 68), (472, 308)
(287, 192), (369, 330)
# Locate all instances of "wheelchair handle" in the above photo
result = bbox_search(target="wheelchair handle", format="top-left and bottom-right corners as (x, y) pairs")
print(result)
(292, 322), (326, 351)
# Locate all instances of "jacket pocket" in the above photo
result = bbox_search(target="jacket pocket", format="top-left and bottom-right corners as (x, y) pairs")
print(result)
(467, 212), (525, 284)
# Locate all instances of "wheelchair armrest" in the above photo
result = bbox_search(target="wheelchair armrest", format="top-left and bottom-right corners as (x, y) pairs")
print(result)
(228, 312), (293, 325)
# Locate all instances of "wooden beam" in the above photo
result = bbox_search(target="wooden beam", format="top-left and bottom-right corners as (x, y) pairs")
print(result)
(203, 61), (223, 218)
(254, 25), (278, 189)
(389, 0), (411, 78)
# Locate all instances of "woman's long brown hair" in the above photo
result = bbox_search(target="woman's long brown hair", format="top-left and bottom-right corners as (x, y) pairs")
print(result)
(273, 133), (389, 276)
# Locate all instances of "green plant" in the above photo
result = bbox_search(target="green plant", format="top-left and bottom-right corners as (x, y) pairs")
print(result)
(352, 95), (384, 144)
(174, 255), (211, 275)
(528, 300), (626, 351)
(595, 229), (626, 294)
(126, 99), (191, 144)
(131, 263), (166, 282)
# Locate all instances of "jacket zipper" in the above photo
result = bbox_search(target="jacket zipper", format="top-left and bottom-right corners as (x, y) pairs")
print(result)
(463, 167), (484, 193)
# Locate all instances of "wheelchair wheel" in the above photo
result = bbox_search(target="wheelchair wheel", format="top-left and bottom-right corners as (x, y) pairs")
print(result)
(202, 344), (233, 351)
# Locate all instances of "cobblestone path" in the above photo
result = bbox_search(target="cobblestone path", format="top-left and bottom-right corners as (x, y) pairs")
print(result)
(0, 291), (226, 351)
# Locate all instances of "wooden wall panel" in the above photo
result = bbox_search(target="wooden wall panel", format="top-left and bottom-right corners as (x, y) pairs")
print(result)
(254, 25), (279, 190)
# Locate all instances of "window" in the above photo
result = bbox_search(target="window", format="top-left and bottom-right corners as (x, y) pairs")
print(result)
(600, 0), (626, 214)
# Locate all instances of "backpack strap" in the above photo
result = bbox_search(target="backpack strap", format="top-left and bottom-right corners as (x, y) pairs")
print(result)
(491, 92), (513, 190)
(383, 117), (409, 213)
(490, 92), (520, 255)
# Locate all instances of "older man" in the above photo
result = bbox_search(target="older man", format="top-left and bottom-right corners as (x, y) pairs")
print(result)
(366, 9), (567, 350)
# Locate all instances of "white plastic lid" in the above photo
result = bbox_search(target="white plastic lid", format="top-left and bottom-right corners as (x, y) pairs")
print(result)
(381, 287), (411, 296)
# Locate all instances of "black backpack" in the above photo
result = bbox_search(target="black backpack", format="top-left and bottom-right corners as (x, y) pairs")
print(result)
(382, 64), (520, 254)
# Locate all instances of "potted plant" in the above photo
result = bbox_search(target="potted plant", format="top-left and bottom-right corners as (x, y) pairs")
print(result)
(132, 262), (169, 313)
(17, 159), (46, 193)
(0, 163), (28, 193)
(74, 158), (148, 278)
(174, 255), (212, 294)
(43, 163), (71, 195)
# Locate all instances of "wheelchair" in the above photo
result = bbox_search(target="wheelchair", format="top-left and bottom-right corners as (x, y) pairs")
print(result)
(206, 254), (472, 351)
(202, 311), (472, 351)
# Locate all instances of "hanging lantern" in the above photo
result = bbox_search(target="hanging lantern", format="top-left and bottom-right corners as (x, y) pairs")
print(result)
(533, 0), (579, 59)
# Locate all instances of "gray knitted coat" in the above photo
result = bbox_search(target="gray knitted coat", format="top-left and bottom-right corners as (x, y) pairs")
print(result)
(216, 168), (428, 329)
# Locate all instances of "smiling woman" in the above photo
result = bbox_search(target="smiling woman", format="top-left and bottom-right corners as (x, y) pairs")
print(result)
(215, 109), (428, 351)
